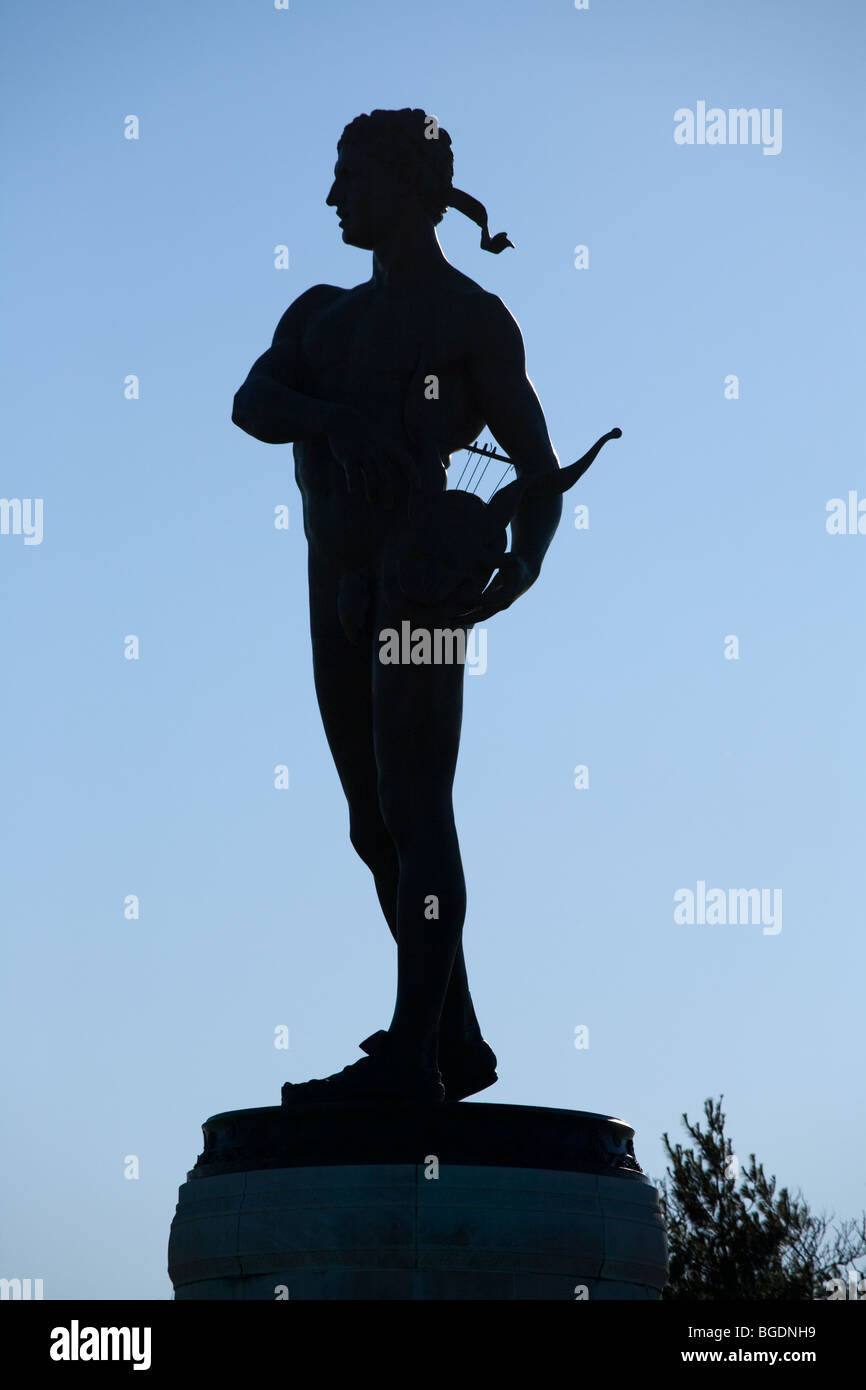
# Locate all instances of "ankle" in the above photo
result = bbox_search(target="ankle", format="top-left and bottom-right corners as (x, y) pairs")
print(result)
(386, 1029), (438, 1072)
(438, 1023), (483, 1054)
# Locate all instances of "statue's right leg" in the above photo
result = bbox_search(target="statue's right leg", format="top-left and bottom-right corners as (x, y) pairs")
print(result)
(307, 556), (399, 932)
(280, 557), (445, 1098)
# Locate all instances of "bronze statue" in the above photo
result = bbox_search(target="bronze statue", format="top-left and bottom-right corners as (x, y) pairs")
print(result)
(232, 109), (619, 1104)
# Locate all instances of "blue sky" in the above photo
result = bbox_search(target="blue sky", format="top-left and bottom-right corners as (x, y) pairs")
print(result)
(1, 0), (864, 1299)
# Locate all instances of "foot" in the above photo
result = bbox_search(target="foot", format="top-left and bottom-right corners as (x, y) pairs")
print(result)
(438, 1035), (498, 1101)
(282, 1037), (444, 1106)
(359, 1031), (498, 1102)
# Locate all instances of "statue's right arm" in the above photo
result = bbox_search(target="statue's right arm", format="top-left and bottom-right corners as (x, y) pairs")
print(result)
(231, 285), (343, 444)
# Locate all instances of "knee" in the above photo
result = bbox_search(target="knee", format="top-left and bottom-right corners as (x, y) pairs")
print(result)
(348, 807), (395, 874)
(378, 774), (451, 851)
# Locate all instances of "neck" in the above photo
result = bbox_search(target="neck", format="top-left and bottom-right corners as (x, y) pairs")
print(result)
(371, 211), (447, 289)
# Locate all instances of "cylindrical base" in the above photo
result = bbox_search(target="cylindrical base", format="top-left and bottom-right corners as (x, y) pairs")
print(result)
(168, 1103), (668, 1300)
(170, 1163), (666, 1300)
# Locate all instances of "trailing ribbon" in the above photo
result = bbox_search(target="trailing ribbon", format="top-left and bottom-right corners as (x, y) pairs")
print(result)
(447, 187), (514, 253)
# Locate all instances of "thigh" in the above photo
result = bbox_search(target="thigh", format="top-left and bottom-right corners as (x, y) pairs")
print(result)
(308, 559), (379, 808)
(371, 575), (467, 813)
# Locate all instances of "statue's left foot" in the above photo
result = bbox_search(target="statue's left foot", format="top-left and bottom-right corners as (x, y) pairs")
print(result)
(282, 1040), (444, 1106)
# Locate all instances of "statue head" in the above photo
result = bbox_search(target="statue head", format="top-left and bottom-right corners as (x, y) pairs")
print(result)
(327, 108), (452, 249)
(327, 108), (513, 254)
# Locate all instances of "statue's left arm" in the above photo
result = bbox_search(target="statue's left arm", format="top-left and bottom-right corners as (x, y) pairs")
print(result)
(464, 293), (563, 621)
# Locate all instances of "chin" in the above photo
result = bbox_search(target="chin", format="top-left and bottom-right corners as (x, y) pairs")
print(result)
(339, 222), (373, 249)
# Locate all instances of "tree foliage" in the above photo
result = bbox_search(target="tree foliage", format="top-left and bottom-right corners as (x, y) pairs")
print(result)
(658, 1096), (866, 1300)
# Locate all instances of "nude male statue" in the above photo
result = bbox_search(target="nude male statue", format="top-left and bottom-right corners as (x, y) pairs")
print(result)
(232, 108), (600, 1105)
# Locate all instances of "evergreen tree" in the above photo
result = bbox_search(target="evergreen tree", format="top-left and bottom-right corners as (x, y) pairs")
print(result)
(658, 1096), (866, 1300)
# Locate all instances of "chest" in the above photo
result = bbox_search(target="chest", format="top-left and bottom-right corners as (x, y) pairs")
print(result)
(303, 289), (463, 383)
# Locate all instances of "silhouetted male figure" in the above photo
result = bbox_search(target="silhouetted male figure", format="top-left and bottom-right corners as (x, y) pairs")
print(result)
(232, 109), (566, 1104)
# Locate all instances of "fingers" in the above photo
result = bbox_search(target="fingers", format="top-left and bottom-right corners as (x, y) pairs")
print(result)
(458, 576), (510, 624)
(339, 449), (386, 503)
(340, 459), (363, 496)
(335, 427), (429, 501)
(460, 599), (501, 624)
(459, 557), (531, 622)
(357, 415), (421, 493)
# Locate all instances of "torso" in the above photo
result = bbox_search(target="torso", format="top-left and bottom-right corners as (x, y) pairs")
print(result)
(294, 265), (488, 568)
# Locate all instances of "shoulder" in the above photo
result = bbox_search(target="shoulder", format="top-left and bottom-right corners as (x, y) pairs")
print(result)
(459, 282), (525, 361)
(271, 283), (348, 344)
(435, 266), (523, 349)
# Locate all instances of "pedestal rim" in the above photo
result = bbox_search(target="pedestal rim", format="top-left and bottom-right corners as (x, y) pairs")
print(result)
(190, 1100), (648, 1182)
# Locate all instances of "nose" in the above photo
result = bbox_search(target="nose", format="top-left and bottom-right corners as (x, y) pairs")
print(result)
(326, 180), (338, 207)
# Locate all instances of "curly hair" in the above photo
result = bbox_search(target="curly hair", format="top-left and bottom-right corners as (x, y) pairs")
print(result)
(337, 108), (454, 225)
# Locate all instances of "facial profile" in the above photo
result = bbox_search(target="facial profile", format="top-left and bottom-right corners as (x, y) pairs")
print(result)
(326, 148), (416, 250)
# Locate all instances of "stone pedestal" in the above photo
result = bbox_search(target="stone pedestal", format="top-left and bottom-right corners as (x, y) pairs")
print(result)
(168, 1103), (668, 1300)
